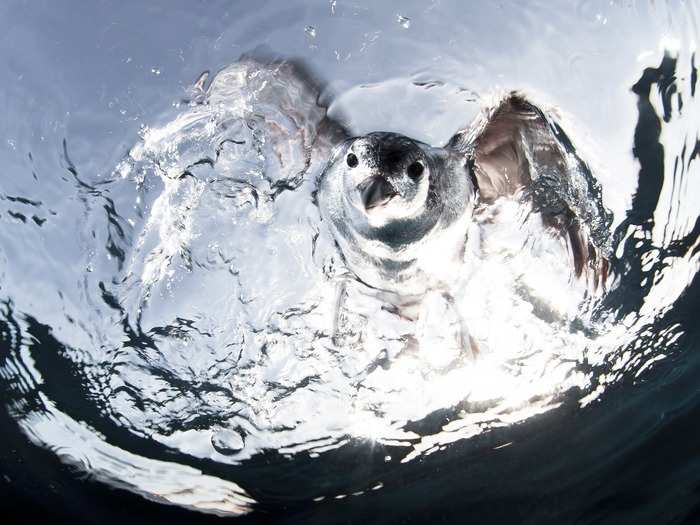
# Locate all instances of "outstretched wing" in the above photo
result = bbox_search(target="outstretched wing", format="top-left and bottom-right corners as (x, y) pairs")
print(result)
(446, 94), (612, 285)
(207, 50), (349, 194)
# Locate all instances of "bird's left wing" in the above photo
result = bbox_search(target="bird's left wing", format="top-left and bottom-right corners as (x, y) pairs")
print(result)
(446, 94), (611, 285)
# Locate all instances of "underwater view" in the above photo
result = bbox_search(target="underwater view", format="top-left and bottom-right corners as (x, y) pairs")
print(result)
(1, 1), (699, 523)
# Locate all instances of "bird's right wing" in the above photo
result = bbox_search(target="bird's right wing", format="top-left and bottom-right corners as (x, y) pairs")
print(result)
(207, 52), (349, 195)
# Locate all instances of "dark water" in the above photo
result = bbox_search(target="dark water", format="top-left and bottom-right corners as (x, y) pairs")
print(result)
(1, 1), (700, 523)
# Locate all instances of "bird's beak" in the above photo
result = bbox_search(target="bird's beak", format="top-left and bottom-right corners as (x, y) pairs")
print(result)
(357, 175), (397, 210)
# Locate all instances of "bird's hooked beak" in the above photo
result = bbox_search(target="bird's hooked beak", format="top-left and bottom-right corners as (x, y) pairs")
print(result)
(357, 175), (397, 210)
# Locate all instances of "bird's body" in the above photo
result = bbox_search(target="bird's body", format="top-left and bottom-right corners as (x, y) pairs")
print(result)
(227, 54), (612, 331)
(316, 96), (610, 304)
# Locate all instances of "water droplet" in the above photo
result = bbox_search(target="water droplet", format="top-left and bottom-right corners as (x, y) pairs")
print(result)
(211, 428), (245, 455)
(329, 0), (336, 15)
(396, 14), (411, 29)
(151, 68), (161, 76)
(384, 455), (391, 462)
(304, 25), (317, 39)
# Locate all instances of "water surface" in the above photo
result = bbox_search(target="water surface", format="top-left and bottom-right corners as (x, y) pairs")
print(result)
(1, 1), (699, 523)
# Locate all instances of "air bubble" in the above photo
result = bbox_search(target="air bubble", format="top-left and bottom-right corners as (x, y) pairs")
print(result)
(211, 428), (245, 455)
(304, 25), (317, 39)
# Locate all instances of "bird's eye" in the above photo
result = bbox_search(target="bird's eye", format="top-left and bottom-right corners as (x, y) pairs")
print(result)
(407, 161), (424, 180)
(346, 153), (359, 168)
